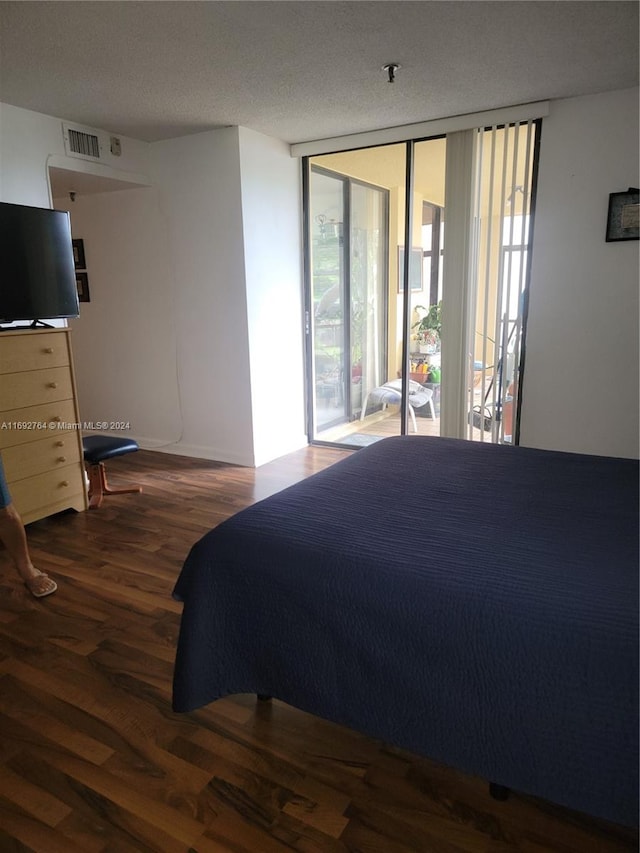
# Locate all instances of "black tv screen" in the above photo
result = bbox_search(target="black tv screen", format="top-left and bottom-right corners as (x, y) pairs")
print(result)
(0, 201), (80, 324)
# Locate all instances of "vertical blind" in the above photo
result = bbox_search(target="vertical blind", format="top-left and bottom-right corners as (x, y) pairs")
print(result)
(466, 120), (537, 443)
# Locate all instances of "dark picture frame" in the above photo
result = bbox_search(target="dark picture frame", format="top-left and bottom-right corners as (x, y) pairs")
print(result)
(605, 188), (639, 242)
(72, 238), (86, 269)
(75, 271), (90, 303)
(398, 246), (423, 292)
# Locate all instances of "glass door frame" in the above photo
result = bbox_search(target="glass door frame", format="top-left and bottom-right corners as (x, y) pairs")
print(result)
(308, 166), (350, 432)
(304, 161), (391, 445)
(302, 139), (435, 446)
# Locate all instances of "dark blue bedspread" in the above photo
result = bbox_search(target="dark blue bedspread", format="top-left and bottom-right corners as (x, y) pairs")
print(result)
(172, 436), (639, 827)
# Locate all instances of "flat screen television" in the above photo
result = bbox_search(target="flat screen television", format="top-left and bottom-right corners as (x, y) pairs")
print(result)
(0, 201), (80, 325)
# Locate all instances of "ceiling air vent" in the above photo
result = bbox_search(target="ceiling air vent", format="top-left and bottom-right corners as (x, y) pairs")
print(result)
(62, 122), (106, 162)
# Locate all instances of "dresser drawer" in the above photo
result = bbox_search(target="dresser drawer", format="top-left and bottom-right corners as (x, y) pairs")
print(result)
(2, 431), (81, 484)
(9, 464), (85, 517)
(0, 399), (79, 449)
(1, 366), (73, 410)
(0, 329), (87, 522)
(0, 331), (70, 374)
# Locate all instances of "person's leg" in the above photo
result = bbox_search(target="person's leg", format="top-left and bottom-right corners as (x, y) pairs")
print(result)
(0, 501), (37, 578)
(0, 457), (56, 597)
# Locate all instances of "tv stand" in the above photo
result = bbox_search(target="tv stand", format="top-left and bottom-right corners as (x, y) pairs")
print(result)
(0, 321), (55, 332)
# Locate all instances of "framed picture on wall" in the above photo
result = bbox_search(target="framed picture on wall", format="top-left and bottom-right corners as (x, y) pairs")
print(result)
(75, 271), (90, 303)
(398, 247), (423, 292)
(72, 238), (86, 269)
(606, 188), (639, 242)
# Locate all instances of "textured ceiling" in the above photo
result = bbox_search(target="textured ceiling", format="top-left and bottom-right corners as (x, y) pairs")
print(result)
(0, 1), (638, 146)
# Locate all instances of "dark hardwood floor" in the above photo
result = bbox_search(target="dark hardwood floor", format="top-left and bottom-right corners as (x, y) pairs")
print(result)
(0, 446), (636, 852)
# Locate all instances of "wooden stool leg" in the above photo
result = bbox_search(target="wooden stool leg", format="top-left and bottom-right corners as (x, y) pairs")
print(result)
(101, 463), (142, 497)
(87, 463), (105, 510)
(86, 461), (142, 510)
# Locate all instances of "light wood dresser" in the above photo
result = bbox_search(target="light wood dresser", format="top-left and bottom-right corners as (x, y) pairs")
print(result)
(0, 327), (88, 524)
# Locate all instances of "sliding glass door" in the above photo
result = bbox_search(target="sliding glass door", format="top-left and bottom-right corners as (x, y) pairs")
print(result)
(303, 122), (539, 448)
(309, 167), (388, 442)
(309, 170), (348, 430)
(306, 141), (447, 447)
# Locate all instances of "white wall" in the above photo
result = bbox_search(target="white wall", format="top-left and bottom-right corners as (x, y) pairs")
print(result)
(0, 102), (149, 205)
(1, 103), (307, 467)
(68, 127), (305, 467)
(238, 127), (307, 466)
(147, 128), (256, 464)
(59, 188), (182, 447)
(521, 88), (639, 458)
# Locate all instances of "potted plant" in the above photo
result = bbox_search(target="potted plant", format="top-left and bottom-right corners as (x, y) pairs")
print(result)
(413, 301), (442, 353)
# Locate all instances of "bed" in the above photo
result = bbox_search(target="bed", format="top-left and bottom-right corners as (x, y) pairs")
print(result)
(172, 436), (639, 827)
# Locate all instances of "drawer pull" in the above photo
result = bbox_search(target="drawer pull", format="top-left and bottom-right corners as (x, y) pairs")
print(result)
(43, 347), (54, 354)
(57, 456), (67, 463)
(51, 416), (61, 423)
(55, 441), (64, 447)
(47, 382), (58, 389)
(60, 480), (69, 488)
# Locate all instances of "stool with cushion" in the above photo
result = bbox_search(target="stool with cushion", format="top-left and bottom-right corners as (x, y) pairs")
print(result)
(82, 435), (142, 509)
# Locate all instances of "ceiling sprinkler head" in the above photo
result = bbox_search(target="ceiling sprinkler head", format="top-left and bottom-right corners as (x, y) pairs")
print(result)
(382, 63), (401, 83)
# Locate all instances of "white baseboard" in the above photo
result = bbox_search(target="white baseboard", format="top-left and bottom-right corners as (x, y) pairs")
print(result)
(87, 432), (310, 468)
(139, 439), (254, 467)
